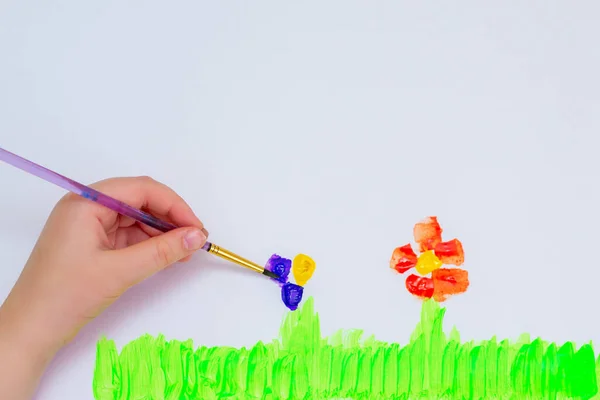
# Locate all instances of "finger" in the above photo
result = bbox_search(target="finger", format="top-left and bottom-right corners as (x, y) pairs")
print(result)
(105, 215), (138, 236)
(106, 227), (207, 287)
(118, 215), (137, 229)
(136, 214), (209, 240)
(112, 226), (152, 250)
(87, 176), (204, 232)
(136, 212), (173, 237)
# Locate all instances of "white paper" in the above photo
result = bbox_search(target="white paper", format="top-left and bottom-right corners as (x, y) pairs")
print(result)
(1, 2), (599, 399)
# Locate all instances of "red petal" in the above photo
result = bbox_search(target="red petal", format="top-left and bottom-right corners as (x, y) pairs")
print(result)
(405, 274), (434, 299)
(413, 216), (443, 252)
(434, 239), (465, 266)
(390, 244), (418, 273)
(432, 268), (469, 302)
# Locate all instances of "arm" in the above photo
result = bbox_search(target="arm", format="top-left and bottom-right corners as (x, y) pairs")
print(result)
(0, 176), (208, 399)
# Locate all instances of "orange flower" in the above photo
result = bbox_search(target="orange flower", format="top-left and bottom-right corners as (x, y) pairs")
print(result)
(390, 216), (469, 302)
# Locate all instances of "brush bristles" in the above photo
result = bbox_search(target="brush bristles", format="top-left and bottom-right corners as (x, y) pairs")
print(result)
(262, 269), (279, 280)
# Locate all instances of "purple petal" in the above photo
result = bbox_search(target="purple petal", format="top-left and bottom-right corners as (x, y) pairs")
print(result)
(281, 283), (304, 311)
(265, 254), (291, 284)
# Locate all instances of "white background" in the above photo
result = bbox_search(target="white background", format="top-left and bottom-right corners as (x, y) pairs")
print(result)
(1, 2), (600, 399)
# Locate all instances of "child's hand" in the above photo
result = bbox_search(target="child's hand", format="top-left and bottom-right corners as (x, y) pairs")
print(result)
(0, 176), (207, 399)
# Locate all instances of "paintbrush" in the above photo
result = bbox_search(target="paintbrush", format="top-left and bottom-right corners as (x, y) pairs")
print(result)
(0, 146), (279, 280)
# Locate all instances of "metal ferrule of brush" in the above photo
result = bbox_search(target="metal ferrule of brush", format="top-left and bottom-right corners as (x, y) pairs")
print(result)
(207, 243), (264, 274)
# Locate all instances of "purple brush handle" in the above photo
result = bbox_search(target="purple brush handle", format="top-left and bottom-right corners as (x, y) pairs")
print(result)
(0, 147), (211, 251)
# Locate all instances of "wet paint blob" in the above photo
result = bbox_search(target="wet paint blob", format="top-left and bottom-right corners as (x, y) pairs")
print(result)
(415, 250), (443, 275)
(413, 216), (443, 252)
(390, 244), (418, 273)
(292, 254), (316, 286)
(405, 274), (434, 299)
(281, 283), (304, 310)
(434, 239), (464, 266)
(431, 268), (469, 302)
(265, 254), (291, 284)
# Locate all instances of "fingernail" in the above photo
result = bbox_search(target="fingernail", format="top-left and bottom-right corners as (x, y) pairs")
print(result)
(201, 228), (209, 238)
(184, 229), (206, 250)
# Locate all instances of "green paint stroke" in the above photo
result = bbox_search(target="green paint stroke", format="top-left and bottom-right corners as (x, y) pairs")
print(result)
(93, 298), (600, 399)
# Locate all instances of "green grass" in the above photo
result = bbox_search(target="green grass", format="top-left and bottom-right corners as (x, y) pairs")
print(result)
(93, 298), (600, 399)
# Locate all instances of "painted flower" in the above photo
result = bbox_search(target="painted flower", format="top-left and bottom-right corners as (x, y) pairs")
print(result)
(265, 253), (316, 311)
(390, 216), (469, 302)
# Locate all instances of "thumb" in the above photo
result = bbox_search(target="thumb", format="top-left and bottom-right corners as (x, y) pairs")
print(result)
(110, 227), (207, 285)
